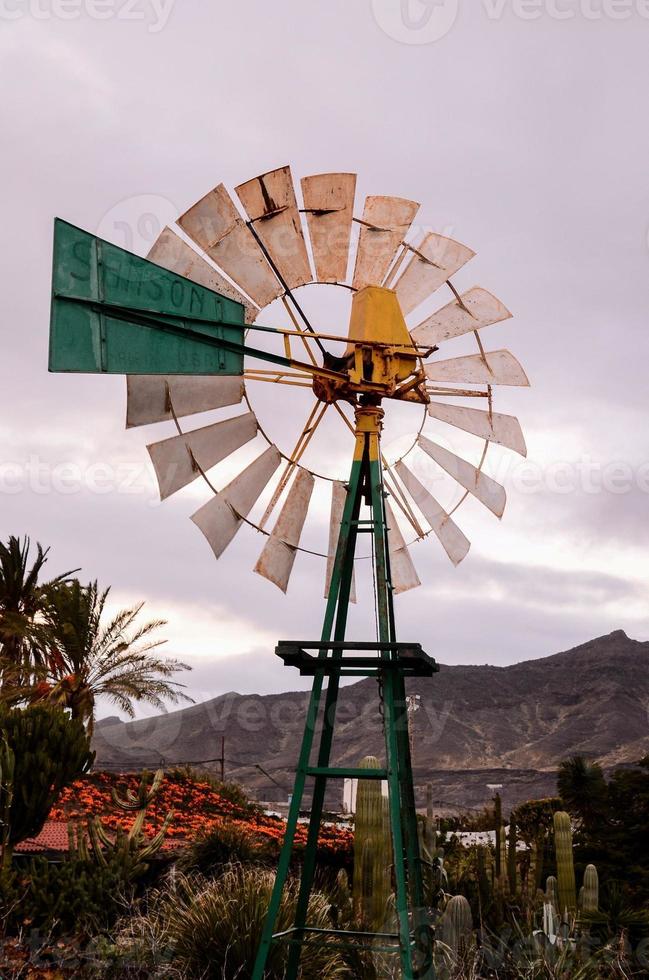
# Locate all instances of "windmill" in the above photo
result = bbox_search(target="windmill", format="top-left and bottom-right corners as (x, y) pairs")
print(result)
(48, 165), (528, 979)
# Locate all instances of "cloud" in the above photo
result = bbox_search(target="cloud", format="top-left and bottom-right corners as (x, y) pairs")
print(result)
(2, 2), (649, 712)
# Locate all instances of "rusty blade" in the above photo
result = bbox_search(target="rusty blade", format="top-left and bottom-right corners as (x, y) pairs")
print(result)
(253, 468), (315, 593)
(324, 481), (356, 602)
(147, 412), (258, 501)
(427, 401), (527, 456)
(148, 227), (259, 324)
(385, 501), (420, 594)
(394, 233), (475, 315)
(301, 173), (356, 283)
(235, 166), (312, 289)
(126, 376), (244, 428)
(191, 445), (281, 559)
(424, 350), (530, 387)
(412, 286), (511, 346)
(352, 195), (419, 290)
(418, 435), (506, 518)
(395, 461), (470, 566)
(178, 183), (281, 308)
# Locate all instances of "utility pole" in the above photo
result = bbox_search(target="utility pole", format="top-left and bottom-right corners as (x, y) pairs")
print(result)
(219, 736), (225, 783)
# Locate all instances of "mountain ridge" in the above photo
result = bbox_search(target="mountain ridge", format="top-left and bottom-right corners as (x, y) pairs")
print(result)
(93, 630), (649, 811)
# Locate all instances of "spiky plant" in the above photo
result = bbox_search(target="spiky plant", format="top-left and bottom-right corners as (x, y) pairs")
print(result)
(116, 866), (349, 979)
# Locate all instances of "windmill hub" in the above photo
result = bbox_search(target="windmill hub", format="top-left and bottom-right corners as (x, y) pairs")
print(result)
(313, 285), (425, 406)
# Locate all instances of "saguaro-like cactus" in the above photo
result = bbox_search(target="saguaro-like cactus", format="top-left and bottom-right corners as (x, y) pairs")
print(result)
(581, 863), (599, 912)
(494, 793), (503, 880)
(553, 811), (577, 915)
(82, 769), (173, 880)
(526, 840), (538, 905)
(439, 894), (473, 956)
(507, 818), (518, 895)
(353, 755), (392, 929)
(0, 736), (15, 867)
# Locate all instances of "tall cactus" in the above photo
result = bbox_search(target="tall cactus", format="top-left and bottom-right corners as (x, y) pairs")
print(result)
(0, 736), (15, 868)
(353, 755), (392, 929)
(526, 841), (538, 905)
(494, 793), (503, 880)
(581, 863), (598, 912)
(477, 845), (492, 914)
(553, 811), (577, 915)
(439, 894), (473, 957)
(507, 818), (518, 895)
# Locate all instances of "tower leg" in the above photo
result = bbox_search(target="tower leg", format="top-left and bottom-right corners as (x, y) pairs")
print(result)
(252, 429), (366, 980)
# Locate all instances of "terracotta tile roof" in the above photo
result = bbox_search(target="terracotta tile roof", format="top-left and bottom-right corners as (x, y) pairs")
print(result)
(14, 820), (184, 854)
(14, 821), (70, 854)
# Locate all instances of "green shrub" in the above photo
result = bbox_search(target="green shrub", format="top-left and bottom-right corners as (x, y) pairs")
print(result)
(177, 821), (276, 876)
(1, 855), (131, 937)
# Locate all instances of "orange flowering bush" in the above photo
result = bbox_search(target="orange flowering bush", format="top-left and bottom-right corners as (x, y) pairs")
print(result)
(49, 770), (353, 860)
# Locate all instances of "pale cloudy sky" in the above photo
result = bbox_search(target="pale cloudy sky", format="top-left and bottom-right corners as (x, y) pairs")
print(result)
(1, 0), (649, 713)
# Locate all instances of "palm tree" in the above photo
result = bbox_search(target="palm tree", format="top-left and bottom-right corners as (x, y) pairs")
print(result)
(0, 535), (74, 686)
(33, 579), (192, 737)
(558, 755), (607, 829)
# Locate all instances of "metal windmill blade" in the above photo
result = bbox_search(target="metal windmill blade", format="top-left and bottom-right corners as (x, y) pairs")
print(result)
(324, 480), (356, 602)
(301, 172), (356, 283)
(178, 183), (282, 307)
(147, 412), (258, 501)
(126, 375), (244, 428)
(395, 460), (470, 566)
(385, 501), (420, 594)
(235, 165), (313, 289)
(418, 434), (506, 518)
(254, 467), (315, 593)
(412, 286), (511, 346)
(425, 350), (530, 387)
(191, 445), (282, 559)
(393, 232), (475, 315)
(352, 195), (419, 291)
(426, 400), (527, 456)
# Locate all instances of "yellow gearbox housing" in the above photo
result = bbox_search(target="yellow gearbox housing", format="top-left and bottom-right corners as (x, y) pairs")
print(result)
(345, 285), (418, 388)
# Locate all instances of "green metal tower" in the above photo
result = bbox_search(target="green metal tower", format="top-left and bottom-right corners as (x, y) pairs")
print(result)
(252, 402), (437, 979)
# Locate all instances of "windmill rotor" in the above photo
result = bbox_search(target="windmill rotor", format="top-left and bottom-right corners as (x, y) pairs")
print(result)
(115, 164), (529, 593)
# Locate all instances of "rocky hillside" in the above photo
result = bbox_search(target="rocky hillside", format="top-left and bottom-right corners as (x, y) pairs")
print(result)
(93, 630), (649, 812)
